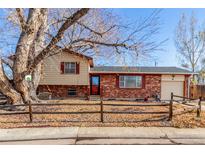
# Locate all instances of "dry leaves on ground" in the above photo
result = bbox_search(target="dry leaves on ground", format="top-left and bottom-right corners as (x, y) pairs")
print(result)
(0, 99), (204, 128)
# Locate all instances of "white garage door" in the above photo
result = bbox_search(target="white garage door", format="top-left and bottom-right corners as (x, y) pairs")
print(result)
(161, 81), (184, 100)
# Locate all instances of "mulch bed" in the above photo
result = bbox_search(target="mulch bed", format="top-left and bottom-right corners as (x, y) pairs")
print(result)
(0, 99), (204, 128)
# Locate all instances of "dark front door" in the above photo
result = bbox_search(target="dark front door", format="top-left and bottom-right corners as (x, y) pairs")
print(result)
(90, 76), (100, 95)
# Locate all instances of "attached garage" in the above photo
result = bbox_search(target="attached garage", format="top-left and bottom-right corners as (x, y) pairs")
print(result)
(161, 75), (185, 100)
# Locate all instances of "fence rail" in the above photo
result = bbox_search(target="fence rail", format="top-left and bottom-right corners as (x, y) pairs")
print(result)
(169, 92), (202, 120)
(0, 98), (170, 123)
(1, 93), (199, 123)
(172, 94), (198, 100)
(103, 103), (169, 107)
(1, 103), (101, 107)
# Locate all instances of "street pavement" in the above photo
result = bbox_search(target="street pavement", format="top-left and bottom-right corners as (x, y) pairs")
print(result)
(1, 127), (205, 144)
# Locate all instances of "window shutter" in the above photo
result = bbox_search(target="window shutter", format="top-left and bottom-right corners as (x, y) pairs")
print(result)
(76, 62), (80, 74)
(60, 62), (64, 74)
(116, 74), (119, 88)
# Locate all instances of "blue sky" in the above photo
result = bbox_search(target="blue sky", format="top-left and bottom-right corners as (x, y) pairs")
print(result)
(112, 8), (205, 67)
(1, 9), (205, 68)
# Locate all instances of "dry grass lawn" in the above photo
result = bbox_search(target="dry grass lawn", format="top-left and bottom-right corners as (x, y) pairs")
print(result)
(0, 99), (204, 128)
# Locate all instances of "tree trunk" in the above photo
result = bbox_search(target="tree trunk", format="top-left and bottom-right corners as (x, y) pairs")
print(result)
(29, 9), (48, 102)
(29, 63), (43, 102)
(0, 59), (23, 105)
(0, 8), (88, 105)
(13, 9), (45, 104)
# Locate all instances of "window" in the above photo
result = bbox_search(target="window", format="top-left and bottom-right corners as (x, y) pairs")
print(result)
(64, 62), (76, 74)
(119, 75), (142, 88)
(68, 89), (77, 96)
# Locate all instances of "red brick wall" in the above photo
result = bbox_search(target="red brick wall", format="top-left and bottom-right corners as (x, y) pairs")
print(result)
(100, 74), (161, 99)
(37, 85), (89, 98)
(38, 74), (188, 100)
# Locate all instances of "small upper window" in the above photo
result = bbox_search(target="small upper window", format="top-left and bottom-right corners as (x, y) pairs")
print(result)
(64, 62), (76, 74)
(119, 75), (142, 88)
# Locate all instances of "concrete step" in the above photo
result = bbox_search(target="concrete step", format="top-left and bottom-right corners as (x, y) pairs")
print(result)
(0, 93), (7, 104)
(0, 95), (7, 100)
(0, 96), (7, 99)
(0, 92), (7, 98)
(89, 95), (101, 101)
(0, 100), (7, 105)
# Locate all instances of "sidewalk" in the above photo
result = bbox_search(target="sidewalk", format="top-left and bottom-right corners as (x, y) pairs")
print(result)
(1, 127), (205, 144)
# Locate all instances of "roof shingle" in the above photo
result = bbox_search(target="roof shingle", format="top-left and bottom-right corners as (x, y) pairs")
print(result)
(90, 66), (192, 74)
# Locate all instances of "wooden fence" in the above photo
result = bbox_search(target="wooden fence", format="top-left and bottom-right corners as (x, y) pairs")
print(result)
(0, 99), (170, 123)
(0, 92), (202, 123)
(169, 92), (202, 120)
(190, 85), (205, 100)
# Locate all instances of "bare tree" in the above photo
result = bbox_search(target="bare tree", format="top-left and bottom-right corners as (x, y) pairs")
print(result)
(0, 8), (164, 106)
(175, 12), (205, 73)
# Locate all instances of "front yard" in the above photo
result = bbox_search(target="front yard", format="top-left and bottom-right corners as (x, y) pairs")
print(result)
(0, 99), (204, 128)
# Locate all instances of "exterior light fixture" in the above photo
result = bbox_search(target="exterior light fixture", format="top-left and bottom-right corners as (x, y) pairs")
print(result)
(172, 74), (175, 80)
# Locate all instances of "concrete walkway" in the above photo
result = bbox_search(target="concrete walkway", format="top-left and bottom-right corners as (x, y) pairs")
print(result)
(1, 127), (205, 144)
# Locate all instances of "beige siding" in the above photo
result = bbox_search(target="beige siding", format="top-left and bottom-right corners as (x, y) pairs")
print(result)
(161, 75), (185, 81)
(39, 52), (90, 85)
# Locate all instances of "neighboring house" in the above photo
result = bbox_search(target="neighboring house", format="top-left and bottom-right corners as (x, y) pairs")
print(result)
(38, 49), (193, 100)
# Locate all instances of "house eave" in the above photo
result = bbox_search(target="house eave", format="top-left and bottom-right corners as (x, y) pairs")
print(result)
(89, 71), (194, 75)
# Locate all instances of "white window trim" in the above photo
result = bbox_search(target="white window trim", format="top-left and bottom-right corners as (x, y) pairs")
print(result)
(119, 75), (142, 88)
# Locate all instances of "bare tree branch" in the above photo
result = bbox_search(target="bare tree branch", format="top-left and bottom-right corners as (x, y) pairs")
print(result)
(27, 8), (90, 74)
(175, 12), (205, 73)
(0, 8), (165, 104)
(1, 58), (13, 69)
(15, 8), (26, 30)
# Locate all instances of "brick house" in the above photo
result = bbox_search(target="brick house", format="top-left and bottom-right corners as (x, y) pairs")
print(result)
(38, 49), (193, 100)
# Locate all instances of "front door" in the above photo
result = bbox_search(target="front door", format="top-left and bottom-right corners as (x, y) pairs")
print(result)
(90, 76), (100, 95)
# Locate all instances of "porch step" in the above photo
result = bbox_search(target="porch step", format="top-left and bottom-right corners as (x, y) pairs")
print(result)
(89, 95), (101, 101)
(0, 100), (7, 105)
(0, 95), (6, 100)
(0, 92), (8, 104)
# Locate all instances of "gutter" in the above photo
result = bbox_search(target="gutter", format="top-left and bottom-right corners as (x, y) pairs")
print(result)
(89, 71), (194, 75)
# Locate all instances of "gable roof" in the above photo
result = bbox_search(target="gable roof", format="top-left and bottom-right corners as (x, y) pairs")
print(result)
(90, 66), (193, 74)
(8, 47), (94, 67)
(61, 48), (93, 67)
(61, 48), (93, 60)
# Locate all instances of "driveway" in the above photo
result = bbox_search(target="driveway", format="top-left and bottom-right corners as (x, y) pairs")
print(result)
(1, 127), (205, 144)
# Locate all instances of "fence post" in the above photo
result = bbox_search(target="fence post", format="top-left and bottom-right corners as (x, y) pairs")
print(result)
(197, 97), (202, 118)
(168, 92), (173, 121)
(28, 100), (33, 122)
(100, 98), (104, 123)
